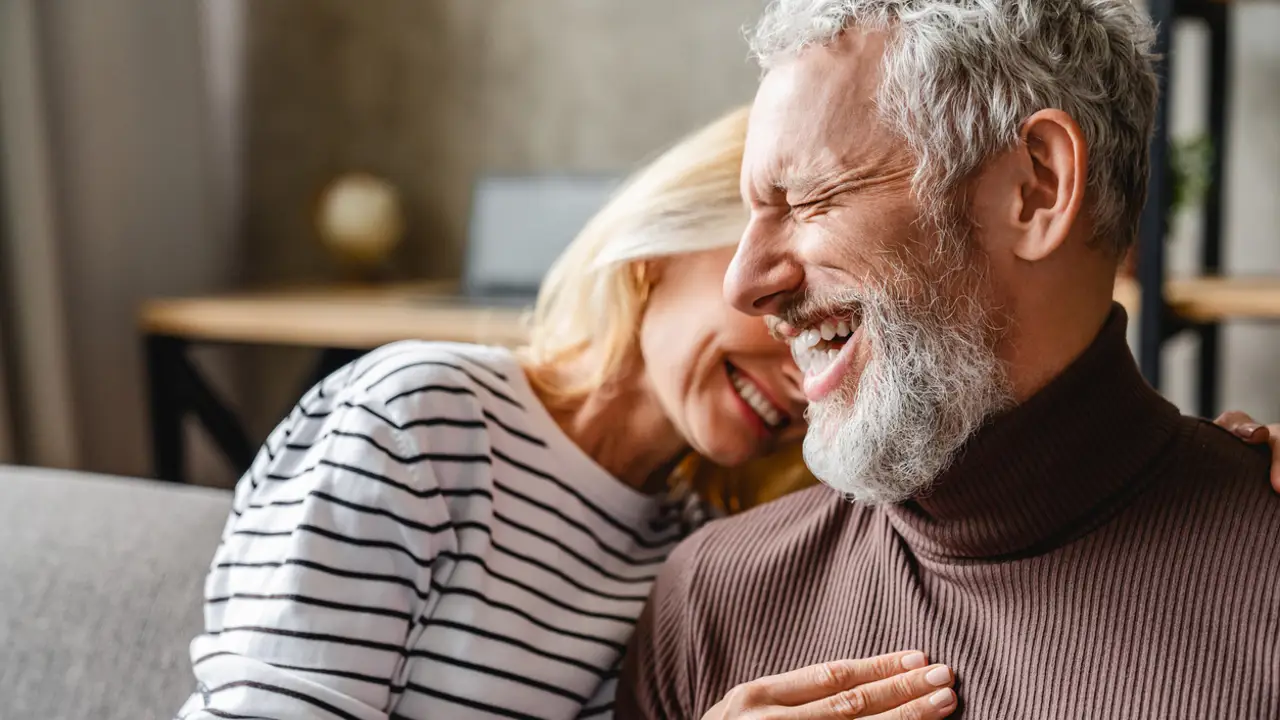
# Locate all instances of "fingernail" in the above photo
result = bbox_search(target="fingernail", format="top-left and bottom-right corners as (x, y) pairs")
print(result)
(926, 665), (952, 686)
(1239, 423), (1262, 436)
(901, 652), (927, 670)
(930, 688), (956, 707)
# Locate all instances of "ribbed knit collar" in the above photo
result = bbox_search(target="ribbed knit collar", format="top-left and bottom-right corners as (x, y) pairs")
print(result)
(884, 306), (1184, 561)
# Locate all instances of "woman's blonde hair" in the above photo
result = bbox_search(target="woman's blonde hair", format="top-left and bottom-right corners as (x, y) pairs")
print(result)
(519, 105), (814, 512)
(522, 106), (751, 398)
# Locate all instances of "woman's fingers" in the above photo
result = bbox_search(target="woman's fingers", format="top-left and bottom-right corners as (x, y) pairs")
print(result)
(788, 663), (955, 718)
(702, 652), (959, 720)
(1213, 411), (1280, 492)
(741, 651), (929, 707)
(864, 688), (959, 719)
(1215, 410), (1267, 442)
(1268, 424), (1280, 494)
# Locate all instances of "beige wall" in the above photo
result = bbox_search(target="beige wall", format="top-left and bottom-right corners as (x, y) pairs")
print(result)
(240, 0), (764, 426)
(243, 0), (762, 283)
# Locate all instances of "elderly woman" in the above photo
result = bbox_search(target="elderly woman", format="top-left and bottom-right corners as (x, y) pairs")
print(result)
(178, 105), (1280, 720)
(178, 107), (816, 720)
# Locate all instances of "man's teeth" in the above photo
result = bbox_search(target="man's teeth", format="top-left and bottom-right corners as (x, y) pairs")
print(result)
(728, 367), (784, 428)
(790, 317), (856, 375)
(794, 346), (842, 376)
(798, 320), (852, 350)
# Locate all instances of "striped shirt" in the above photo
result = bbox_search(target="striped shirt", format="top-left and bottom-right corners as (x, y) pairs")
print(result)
(178, 342), (703, 720)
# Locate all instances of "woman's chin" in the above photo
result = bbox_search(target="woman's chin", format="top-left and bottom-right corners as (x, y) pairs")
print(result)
(690, 397), (794, 467)
(695, 437), (768, 469)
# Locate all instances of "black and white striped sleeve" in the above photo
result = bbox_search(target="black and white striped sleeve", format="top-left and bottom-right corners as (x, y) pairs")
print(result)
(179, 387), (457, 720)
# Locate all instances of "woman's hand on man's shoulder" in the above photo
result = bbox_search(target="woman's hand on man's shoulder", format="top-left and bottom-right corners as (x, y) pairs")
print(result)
(1214, 410), (1280, 493)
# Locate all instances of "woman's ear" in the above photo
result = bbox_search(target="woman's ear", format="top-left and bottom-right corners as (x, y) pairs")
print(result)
(635, 258), (671, 304)
(634, 260), (655, 306)
(1012, 109), (1089, 262)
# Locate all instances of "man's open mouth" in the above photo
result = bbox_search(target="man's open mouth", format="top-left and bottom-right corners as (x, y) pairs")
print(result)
(788, 309), (862, 377)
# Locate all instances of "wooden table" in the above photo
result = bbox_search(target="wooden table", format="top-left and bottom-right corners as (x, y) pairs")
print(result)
(142, 280), (529, 348)
(140, 282), (530, 483)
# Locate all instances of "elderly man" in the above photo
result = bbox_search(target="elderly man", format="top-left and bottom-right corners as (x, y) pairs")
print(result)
(617, 1), (1280, 718)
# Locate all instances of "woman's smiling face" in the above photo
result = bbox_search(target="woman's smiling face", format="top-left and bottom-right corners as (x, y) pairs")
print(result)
(637, 244), (808, 468)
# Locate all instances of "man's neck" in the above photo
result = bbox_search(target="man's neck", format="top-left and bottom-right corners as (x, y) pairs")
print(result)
(885, 306), (1184, 560)
(1000, 270), (1118, 402)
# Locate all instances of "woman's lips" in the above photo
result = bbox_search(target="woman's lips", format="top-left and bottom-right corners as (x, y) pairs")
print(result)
(727, 363), (789, 432)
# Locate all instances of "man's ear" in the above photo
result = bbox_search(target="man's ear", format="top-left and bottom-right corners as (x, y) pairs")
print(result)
(1011, 109), (1088, 262)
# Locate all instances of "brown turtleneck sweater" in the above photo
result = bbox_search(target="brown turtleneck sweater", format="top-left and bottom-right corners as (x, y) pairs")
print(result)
(617, 309), (1280, 719)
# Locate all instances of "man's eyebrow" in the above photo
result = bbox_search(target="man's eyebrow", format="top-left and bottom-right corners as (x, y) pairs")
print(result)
(776, 169), (840, 199)
(747, 167), (837, 206)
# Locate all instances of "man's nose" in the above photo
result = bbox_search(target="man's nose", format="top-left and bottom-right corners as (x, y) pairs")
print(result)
(724, 217), (803, 317)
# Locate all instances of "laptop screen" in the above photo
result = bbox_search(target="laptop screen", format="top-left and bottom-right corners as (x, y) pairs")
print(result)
(464, 176), (621, 297)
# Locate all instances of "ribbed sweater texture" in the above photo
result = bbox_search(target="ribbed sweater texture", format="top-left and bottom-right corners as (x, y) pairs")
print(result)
(617, 309), (1280, 719)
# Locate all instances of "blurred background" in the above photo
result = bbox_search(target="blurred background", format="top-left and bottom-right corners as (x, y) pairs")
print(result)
(0, 0), (1277, 486)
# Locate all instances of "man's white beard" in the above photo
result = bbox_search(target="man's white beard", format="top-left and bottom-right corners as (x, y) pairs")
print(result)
(802, 278), (1012, 505)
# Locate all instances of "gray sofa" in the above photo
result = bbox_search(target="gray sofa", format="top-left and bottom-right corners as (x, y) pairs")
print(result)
(0, 466), (231, 720)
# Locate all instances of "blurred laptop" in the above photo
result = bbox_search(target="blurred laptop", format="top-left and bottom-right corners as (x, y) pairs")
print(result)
(432, 175), (621, 308)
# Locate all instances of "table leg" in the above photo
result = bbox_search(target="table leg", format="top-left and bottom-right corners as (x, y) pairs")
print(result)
(185, 358), (257, 476)
(1137, 0), (1175, 387)
(146, 335), (187, 482)
(146, 340), (371, 483)
(309, 348), (367, 387)
(146, 334), (257, 482)
(1195, 0), (1231, 419)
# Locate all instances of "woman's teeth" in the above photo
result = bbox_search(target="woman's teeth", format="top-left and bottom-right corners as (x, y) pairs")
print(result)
(727, 366), (785, 429)
(790, 316), (856, 376)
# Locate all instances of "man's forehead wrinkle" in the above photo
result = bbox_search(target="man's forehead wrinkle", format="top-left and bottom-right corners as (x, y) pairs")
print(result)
(780, 132), (911, 198)
(788, 91), (888, 186)
(778, 148), (846, 196)
(748, 34), (900, 201)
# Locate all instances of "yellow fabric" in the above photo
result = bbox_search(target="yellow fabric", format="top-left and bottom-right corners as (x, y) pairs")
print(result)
(682, 442), (817, 515)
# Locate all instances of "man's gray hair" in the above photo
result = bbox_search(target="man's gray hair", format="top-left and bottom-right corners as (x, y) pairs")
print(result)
(749, 0), (1159, 253)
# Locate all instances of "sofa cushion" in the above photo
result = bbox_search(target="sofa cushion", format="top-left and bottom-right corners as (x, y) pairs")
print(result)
(0, 466), (230, 720)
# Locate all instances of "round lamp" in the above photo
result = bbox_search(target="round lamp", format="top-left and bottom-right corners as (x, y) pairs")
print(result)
(317, 172), (405, 277)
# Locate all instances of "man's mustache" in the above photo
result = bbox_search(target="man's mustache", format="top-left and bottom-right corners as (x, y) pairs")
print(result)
(767, 288), (869, 340)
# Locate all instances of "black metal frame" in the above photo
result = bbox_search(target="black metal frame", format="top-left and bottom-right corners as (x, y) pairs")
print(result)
(145, 333), (364, 483)
(1137, 0), (1232, 417)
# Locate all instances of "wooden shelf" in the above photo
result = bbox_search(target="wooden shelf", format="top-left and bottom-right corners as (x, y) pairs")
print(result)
(140, 282), (530, 349)
(1115, 276), (1280, 324)
(1166, 276), (1280, 322)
